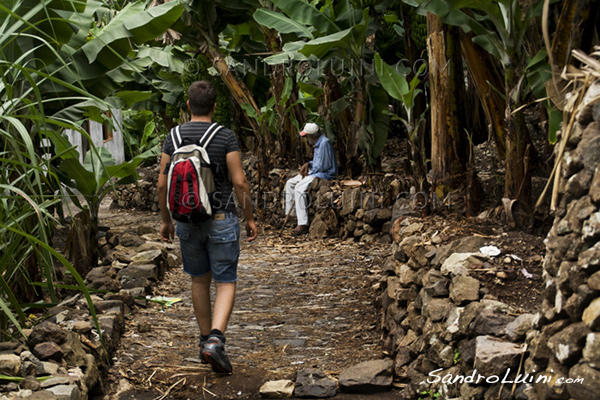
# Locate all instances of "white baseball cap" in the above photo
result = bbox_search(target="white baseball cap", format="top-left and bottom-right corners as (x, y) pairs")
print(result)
(299, 122), (319, 136)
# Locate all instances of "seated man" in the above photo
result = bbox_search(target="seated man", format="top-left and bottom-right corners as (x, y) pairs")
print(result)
(285, 122), (338, 236)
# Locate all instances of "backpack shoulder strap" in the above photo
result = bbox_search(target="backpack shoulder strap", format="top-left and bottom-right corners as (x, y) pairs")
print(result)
(171, 125), (183, 151)
(198, 123), (224, 148)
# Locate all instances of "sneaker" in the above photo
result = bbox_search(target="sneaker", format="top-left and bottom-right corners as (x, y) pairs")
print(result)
(199, 339), (208, 364)
(202, 335), (232, 373)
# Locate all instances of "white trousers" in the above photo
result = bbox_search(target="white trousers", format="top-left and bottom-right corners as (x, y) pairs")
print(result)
(284, 174), (316, 226)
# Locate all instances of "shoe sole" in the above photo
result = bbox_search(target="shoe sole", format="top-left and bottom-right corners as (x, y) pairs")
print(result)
(202, 351), (232, 374)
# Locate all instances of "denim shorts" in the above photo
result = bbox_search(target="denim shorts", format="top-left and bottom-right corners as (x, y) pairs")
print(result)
(175, 212), (240, 282)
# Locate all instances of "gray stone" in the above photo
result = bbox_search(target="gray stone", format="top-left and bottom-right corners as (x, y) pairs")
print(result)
(583, 332), (600, 368)
(36, 361), (59, 376)
(46, 384), (80, 400)
(474, 336), (526, 377)
(460, 383), (486, 400)
(424, 280), (449, 298)
(363, 208), (392, 226)
(590, 167), (600, 203)
(117, 264), (158, 282)
(470, 306), (515, 336)
(28, 321), (67, 347)
(432, 236), (488, 267)
(568, 363), (600, 400)
(398, 263), (416, 286)
(450, 275), (480, 304)
(130, 249), (164, 266)
(21, 390), (57, 399)
(60, 332), (87, 368)
(504, 314), (536, 341)
(341, 189), (362, 216)
(33, 342), (63, 361)
(19, 376), (41, 391)
(294, 368), (337, 398)
(40, 377), (71, 388)
(0, 342), (21, 355)
(71, 320), (93, 335)
(547, 323), (590, 365)
(583, 212), (600, 241)
(20, 361), (36, 377)
(118, 233), (145, 248)
(0, 354), (21, 376)
(579, 241), (600, 270)
(441, 253), (487, 277)
(423, 298), (453, 322)
(259, 380), (294, 398)
(339, 359), (393, 393)
(583, 297), (600, 329)
(401, 222), (423, 236)
(589, 271), (600, 290)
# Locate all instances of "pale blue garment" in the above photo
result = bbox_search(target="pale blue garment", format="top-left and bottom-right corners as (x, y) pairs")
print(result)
(308, 134), (337, 180)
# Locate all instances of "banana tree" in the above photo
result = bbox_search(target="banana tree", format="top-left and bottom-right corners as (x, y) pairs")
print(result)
(375, 54), (428, 189)
(409, 0), (549, 224)
(256, 0), (387, 173)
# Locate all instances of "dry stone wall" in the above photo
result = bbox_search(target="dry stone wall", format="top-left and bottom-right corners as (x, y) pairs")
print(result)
(526, 84), (600, 400)
(0, 228), (175, 400)
(378, 85), (600, 400)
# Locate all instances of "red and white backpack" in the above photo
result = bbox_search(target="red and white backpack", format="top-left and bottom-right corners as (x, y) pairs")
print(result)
(166, 123), (223, 224)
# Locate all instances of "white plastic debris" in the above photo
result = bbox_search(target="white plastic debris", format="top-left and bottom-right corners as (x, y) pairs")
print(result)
(479, 245), (501, 257)
(521, 268), (533, 279)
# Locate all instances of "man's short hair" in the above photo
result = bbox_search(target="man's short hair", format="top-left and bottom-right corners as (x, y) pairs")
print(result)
(188, 80), (217, 117)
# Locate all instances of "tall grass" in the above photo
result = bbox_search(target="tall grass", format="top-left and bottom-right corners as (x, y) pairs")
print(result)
(0, 0), (105, 341)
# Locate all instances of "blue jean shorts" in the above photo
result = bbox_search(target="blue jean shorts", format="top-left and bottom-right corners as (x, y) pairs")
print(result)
(175, 212), (240, 282)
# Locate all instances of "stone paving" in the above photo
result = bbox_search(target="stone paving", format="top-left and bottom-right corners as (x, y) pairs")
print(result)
(98, 207), (393, 399)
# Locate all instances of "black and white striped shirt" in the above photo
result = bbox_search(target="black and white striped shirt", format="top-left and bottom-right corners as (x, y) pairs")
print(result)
(162, 121), (240, 213)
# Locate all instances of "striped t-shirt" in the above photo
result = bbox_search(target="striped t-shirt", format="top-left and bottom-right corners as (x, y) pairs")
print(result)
(162, 121), (240, 213)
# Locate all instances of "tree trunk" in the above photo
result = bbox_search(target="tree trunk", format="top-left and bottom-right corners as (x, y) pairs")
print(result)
(461, 32), (507, 159)
(504, 65), (532, 226)
(427, 14), (467, 198)
(204, 46), (270, 149)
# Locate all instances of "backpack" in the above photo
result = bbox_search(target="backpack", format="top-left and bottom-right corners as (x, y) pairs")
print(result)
(166, 123), (224, 224)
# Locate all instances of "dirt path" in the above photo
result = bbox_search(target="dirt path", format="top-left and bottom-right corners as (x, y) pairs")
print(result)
(95, 207), (399, 399)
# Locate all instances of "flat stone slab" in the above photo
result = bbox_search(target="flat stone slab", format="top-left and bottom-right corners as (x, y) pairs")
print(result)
(339, 359), (393, 393)
(259, 380), (295, 398)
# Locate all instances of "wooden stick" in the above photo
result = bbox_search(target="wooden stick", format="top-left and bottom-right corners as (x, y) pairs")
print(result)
(279, 199), (295, 233)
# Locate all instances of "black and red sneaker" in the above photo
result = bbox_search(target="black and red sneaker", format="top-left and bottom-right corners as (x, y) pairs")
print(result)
(202, 335), (232, 374)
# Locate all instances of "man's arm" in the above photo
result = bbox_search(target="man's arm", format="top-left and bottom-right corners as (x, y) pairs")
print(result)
(158, 152), (174, 242)
(226, 150), (258, 241)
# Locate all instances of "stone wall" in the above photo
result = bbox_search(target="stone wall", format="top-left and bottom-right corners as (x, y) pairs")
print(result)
(378, 83), (600, 400)
(525, 83), (600, 400)
(380, 217), (538, 400)
(110, 166), (159, 212)
(0, 228), (176, 400)
(111, 157), (409, 242)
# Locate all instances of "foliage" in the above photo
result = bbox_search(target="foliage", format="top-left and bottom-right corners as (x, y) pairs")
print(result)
(0, 0), (183, 341)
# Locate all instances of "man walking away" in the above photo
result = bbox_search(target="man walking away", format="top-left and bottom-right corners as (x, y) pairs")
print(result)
(158, 80), (257, 374)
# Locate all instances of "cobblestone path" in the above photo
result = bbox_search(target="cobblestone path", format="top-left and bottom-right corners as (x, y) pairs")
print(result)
(98, 208), (396, 399)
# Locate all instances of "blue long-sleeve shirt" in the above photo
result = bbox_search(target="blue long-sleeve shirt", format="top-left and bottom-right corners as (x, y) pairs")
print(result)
(309, 134), (337, 180)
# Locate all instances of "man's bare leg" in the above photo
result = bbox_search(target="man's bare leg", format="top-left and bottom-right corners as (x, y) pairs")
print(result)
(191, 274), (212, 336)
(212, 282), (236, 333)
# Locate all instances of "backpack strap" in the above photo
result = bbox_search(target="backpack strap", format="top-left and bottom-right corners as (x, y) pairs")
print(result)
(198, 123), (224, 148)
(171, 125), (183, 151)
